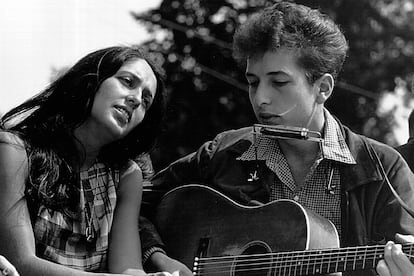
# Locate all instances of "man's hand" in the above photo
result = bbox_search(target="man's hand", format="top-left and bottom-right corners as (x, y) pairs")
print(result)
(376, 234), (414, 276)
(148, 252), (193, 276)
(0, 255), (19, 276)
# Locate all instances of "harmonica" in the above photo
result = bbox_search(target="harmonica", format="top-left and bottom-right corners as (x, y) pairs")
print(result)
(253, 124), (324, 143)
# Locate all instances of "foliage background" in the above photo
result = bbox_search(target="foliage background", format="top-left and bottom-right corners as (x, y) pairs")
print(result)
(132, 0), (414, 170)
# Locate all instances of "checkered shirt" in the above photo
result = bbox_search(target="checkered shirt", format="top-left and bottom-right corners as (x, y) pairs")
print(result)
(238, 109), (355, 241)
(33, 160), (139, 272)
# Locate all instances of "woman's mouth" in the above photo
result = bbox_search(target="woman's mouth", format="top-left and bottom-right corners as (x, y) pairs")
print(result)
(114, 106), (132, 123)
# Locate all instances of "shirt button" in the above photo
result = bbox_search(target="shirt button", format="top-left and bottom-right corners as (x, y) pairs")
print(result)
(293, 195), (300, 201)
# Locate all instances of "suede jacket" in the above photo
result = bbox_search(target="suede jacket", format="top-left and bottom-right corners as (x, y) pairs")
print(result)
(141, 120), (414, 276)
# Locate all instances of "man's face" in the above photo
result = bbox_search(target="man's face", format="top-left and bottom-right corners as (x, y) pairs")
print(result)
(245, 48), (320, 128)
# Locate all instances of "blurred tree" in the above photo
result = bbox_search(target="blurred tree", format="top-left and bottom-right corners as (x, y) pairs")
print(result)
(132, 0), (414, 170)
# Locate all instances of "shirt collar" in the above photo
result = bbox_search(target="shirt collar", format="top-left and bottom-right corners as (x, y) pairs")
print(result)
(322, 109), (356, 164)
(237, 108), (356, 165)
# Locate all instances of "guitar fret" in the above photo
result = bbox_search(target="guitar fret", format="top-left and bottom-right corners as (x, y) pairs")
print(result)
(362, 246), (368, 269)
(326, 248), (331, 274)
(286, 246), (387, 275)
(284, 252), (289, 276)
(403, 243), (414, 260)
(334, 249), (339, 273)
(353, 248), (357, 270)
(243, 244), (413, 276)
(288, 252), (293, 276)
(343, 250), (348, 272)
(305, 250), (311, 275)
(318, 250), (323, 274)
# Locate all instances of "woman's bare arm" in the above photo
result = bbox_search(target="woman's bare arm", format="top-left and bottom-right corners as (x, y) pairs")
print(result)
(0, 132), (131, 276)
(108, 162), (143, 274)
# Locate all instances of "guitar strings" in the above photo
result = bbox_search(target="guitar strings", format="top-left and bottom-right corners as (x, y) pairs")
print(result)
(193, 244), (414, 275)
(195, 244), (414, 263)
(195, 255), (380, 275)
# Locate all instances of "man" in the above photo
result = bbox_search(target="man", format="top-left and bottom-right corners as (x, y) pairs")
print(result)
(0, 255), (19, 276)
(140, 2), (414, 276)
(396, 109), (414, 172)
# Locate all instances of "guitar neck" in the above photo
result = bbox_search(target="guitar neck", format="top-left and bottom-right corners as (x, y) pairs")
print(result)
(195, 243), (414, 275)
(271, 243), (414, 274)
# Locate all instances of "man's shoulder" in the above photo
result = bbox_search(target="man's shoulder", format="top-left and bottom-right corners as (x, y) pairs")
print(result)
(211, 126), (253, 153)
(216, 126), (253, 140)
(341, 125), (404, 168)
(341, 125), (397, 154)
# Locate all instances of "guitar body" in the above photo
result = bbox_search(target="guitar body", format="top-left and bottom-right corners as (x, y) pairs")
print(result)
(153, 184), (340, 275)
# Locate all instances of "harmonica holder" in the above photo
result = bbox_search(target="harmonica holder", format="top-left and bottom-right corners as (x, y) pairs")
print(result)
(253, 124), (324, 143)
(248, 124), (324, 183)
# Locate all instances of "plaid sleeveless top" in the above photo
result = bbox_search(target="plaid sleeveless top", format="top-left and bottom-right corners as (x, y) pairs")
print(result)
(32, 160), (139, 272)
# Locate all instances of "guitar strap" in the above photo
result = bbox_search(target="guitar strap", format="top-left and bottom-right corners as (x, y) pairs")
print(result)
(363, 137), (414, 219)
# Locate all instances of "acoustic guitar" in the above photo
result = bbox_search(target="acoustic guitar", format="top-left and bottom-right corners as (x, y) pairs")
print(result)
(153, 184), (414, 275)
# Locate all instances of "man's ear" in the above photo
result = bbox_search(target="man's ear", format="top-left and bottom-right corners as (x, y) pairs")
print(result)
(315, 73), (334, 104)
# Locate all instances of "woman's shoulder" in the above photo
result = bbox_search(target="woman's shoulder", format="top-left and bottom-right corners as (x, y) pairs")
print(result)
(0, 130), (25, 147)
(120, 159), (142, 179)
(0, 131), (27, 159)
(0, 131), (28, 185)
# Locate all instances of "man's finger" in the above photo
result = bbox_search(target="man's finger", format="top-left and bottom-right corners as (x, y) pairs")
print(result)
(376, 259), (392, 276)
(395, 233), (414, 243)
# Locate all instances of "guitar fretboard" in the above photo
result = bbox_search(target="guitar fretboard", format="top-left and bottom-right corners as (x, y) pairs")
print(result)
(194, 244), (414, 275)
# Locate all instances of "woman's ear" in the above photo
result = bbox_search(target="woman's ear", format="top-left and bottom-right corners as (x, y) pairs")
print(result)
(315, 73), (334, 104)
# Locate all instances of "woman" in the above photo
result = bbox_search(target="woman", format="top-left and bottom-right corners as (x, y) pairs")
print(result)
(0, 45), (176, 276)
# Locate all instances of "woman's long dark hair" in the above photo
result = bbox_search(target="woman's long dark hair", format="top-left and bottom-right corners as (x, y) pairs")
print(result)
(0, 45), (166, 212)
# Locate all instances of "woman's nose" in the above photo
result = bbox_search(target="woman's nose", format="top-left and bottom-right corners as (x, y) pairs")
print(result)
(126, 91), (142, 109)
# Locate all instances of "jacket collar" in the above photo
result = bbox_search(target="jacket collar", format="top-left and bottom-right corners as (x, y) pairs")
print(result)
(337, 122), (383, 191)
(227, 120), (383, 192)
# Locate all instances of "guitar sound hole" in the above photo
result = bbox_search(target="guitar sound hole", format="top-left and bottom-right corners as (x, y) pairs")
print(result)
(233, 242), (272, 276)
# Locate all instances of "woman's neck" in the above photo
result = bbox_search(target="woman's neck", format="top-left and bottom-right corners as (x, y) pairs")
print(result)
(73, 127), (101, 170)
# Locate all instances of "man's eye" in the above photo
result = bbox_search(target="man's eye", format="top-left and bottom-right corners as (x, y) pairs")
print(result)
(247, 81), (258, 87)
(272, 80), (288, 87)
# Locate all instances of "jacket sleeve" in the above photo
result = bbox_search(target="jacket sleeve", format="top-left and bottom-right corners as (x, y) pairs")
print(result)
(371, 142), (414, 241)
(139, 134), (223, 256)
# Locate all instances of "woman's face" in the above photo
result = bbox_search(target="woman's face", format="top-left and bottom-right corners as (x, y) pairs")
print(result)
(82, 58), (157, 145)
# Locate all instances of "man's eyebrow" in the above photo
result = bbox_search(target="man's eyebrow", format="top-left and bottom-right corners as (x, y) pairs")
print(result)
(245, 71), (290, 77)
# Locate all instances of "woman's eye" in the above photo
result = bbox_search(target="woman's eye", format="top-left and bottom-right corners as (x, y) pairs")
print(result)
(142, 95), (152, 109)
(119, 76), (134, 87)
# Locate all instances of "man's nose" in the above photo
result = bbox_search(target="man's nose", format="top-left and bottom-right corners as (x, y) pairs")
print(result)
(254, 83), (271, 106)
